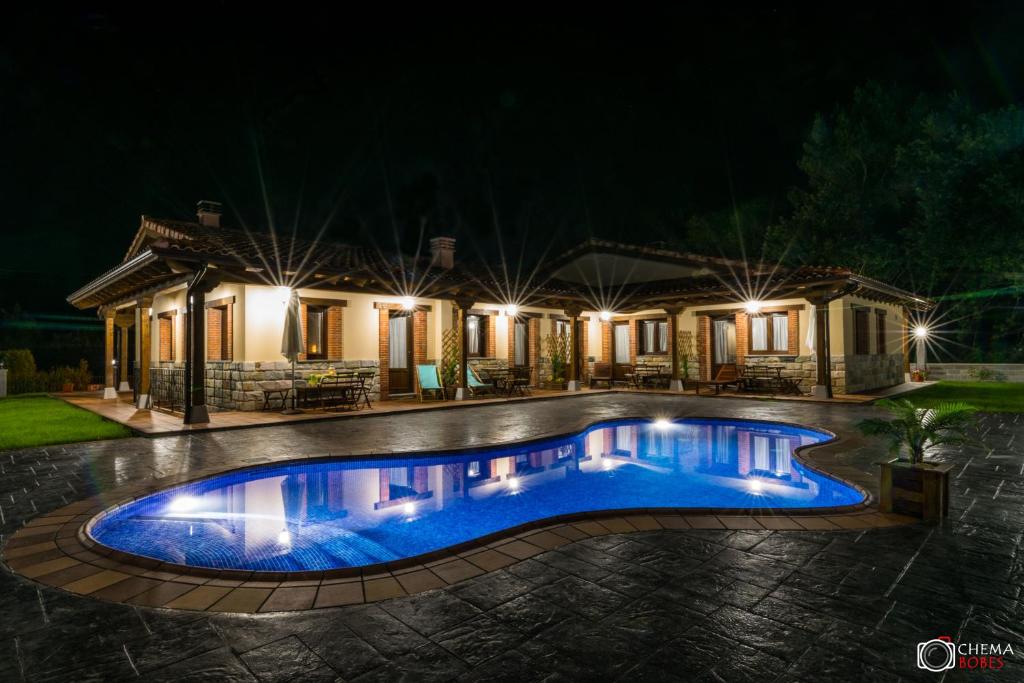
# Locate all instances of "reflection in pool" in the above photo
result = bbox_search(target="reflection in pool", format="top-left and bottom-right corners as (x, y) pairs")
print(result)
(88, 419), (861, 572)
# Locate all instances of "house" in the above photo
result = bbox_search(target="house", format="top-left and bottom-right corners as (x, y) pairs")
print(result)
(67, 201), (931, 423)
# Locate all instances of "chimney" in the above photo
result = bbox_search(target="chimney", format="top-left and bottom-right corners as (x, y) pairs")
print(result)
(196, 200), (222, 227)
(430, 236), (456, 269)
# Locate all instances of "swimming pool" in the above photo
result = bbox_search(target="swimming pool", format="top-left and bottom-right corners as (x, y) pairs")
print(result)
(87, 418), (863, 572)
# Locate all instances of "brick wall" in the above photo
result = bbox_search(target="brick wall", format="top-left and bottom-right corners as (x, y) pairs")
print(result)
(206, 305), (233, 361)
(734, 312), (747, 368)
(601, 322), (611, 362)
(299, 303), (308, 361)
(697, 315), (711, 381)
(628, 319), (638, 366)
(158, 316), (174, 362)
(413, 310), (427, 391)
(378, 308), (390, 399)
(486, 315), (496, 358)
(579, 319), (589, 382)
(327, 306), (344, 359)
(787, 310), (799, 356)
(529, 318), (540, 385)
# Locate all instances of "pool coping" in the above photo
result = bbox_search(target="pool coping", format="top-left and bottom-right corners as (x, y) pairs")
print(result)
(2, 416), (913, 613)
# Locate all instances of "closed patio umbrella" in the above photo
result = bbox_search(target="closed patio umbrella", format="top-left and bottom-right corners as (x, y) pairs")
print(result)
(281, 289), (304, 414)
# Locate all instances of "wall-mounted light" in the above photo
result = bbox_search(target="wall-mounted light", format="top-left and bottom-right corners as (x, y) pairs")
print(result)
(599, 310), (612, 322)
(914, 325), (929, 339)
(744, 300), (762, 315)
(505, 304), (519, 318)
(400, 296), (416, 311)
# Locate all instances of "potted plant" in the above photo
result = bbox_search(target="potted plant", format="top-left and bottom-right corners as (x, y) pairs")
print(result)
(857, 399), (976, 521)
(676, 330), (695, 389)
(911, 368), (928, 382)
(542, 332), (569, 389)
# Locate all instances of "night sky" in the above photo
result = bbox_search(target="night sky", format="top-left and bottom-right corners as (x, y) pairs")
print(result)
(3, 3), (1023, 317)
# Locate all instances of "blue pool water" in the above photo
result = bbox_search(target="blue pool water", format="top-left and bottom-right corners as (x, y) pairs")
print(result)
(88, 419), (862, 572)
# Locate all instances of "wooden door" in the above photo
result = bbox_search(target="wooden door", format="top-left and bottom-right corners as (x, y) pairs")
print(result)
(388, 312), (414, 394)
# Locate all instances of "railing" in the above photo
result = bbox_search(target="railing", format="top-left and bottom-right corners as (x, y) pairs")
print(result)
(151, 367), (186, 413)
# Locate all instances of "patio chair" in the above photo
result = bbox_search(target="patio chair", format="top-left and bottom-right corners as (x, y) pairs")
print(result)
(590, 362), (613, 389)
(468, 366), (496, 396)
(697, 364), (742, 395)
(416, 364), (445, 402)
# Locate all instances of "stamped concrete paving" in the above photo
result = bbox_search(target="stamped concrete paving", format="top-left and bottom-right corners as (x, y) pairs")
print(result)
(1, 393), (1022, 681)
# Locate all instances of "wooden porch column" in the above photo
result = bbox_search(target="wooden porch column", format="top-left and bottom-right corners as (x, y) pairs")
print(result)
(117, 322), (131, 392)
(809, 298), (832, 399)
(664, 305), (685, 391)
(102, 308), (117, 399)
(454, 296), (475, 400)
(137, 298), (152, 409)
(564, 305), (583, 391)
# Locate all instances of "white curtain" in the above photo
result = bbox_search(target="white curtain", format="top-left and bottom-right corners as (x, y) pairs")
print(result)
(713, 320), (735, 364)
(642, 321), (656, 354)
(389, 316), (408, 368)
(614, 324), (630, 363)
(773, 438), (792, 475)
(750, 316), (768, 351)
(805, 305), (816, 352)
(753, 436), (770, 471)
(615, 425), (632, 451)
(514, 321), (527, 366)
(658, 321), (668, 353)
(467, 316), (480, 355)
(772, 315), (788, 352)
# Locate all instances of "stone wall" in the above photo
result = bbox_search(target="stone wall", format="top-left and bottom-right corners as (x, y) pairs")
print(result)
(156, 360), (380, 412)
(843, 353), (904, 393)
(926, 363), (1024, 383)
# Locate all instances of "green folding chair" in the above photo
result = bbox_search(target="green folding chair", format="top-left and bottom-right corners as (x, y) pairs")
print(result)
(416, 364), (445, 401)
(468, 366), (496, 396)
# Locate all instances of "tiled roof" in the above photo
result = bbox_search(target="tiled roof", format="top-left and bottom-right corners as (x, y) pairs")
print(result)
(71, 217), (931, 310)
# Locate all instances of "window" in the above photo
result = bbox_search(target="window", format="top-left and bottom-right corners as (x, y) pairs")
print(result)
(158, 313), (175, 362)
(638, 319), (668, 355)
(876, 311), (886, 355)
(306, 306), (327, 359)
(713, 318), (736, 364)
(749, 313), (788, 354)
(854, 309), (870, 355)
(206, 304), (231, 361)
(514, 320), (528, 366)
(553, 319), (570, 338)
(466, 314), (487, 357)
(613, 323), (630, 363)
(202, 299), (231, 362)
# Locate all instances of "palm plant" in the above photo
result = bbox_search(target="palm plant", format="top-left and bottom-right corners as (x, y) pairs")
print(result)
(856, 398), (976, 464)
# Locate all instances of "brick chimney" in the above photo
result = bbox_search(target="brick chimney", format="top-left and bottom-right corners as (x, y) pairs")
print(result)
(196, 200), (222, 227)
(429, 236), (456, 269)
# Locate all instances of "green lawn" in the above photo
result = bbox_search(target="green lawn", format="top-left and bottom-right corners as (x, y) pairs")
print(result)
(906, 381), (1024, 413)
(0, 395), (132, 450)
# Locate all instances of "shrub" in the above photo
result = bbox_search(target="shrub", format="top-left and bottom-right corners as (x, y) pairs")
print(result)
(1, 350), (93, 394)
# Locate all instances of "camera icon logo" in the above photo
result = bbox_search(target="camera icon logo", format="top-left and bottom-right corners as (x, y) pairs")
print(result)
(918, 636), (957, 672)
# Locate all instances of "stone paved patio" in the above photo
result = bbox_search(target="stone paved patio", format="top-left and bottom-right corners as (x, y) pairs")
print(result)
(1, 393), (1021, 681)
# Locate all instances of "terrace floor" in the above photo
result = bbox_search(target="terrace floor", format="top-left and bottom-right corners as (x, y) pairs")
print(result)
(58, 380), (931, 436)
(1, 393), (1020, 681)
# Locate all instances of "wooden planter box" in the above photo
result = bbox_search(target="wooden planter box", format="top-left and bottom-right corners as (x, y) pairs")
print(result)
(877, 459), (954, 521)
